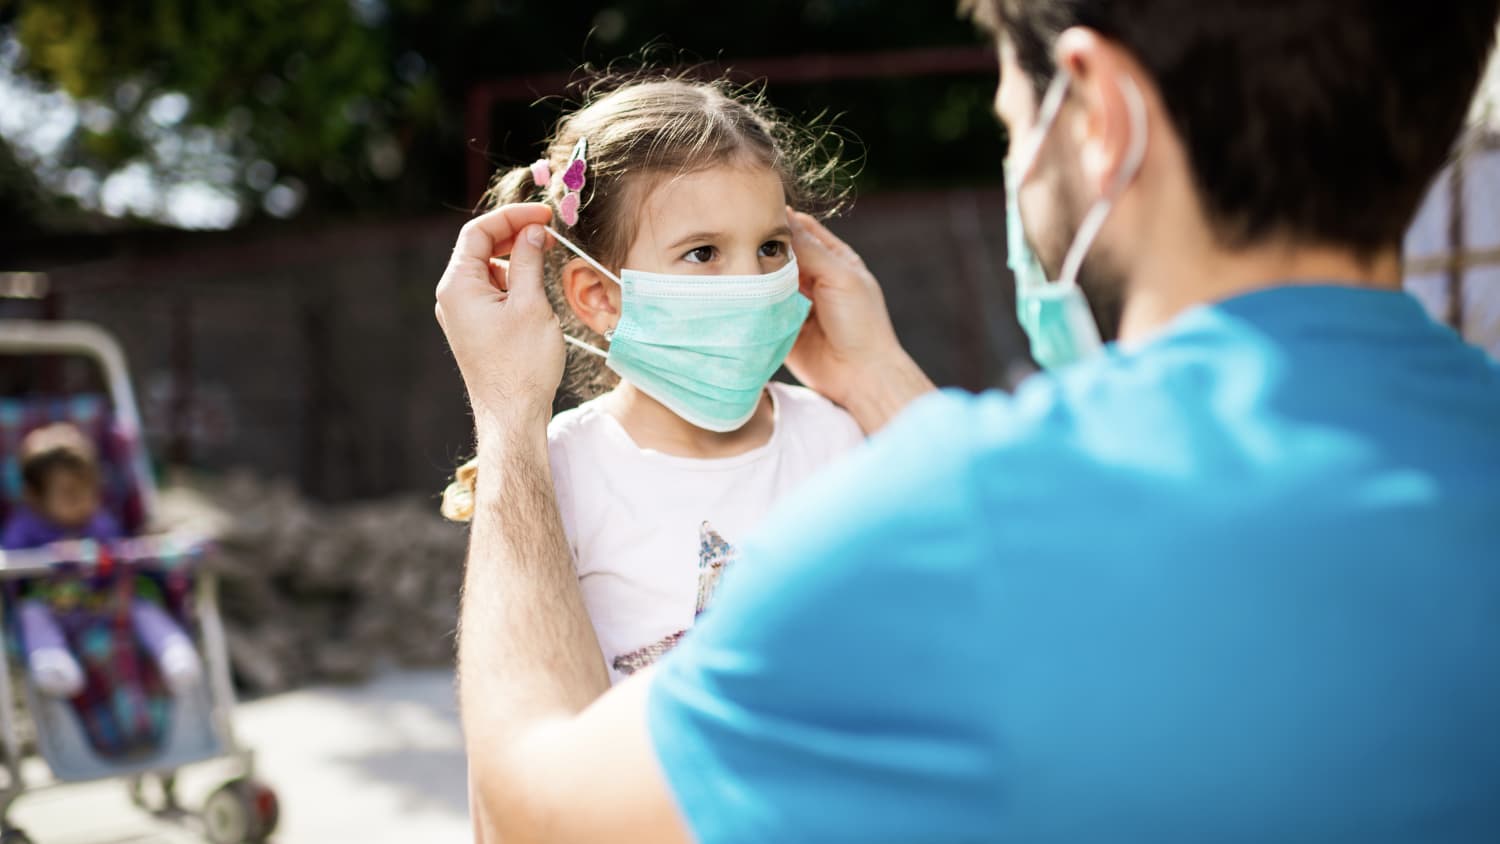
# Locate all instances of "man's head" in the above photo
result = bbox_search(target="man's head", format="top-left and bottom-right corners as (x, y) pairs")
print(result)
(967, 0), (1500, 337)
(20, 423), (104, 530)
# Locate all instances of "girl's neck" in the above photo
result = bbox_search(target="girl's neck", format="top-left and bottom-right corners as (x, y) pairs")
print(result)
(603, 381), (776, 459)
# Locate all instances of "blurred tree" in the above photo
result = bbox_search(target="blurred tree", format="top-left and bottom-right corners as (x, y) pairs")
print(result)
(0, 0), (1002, 229)
(0, 0), (440, 222)
(0, 131), (46, 233)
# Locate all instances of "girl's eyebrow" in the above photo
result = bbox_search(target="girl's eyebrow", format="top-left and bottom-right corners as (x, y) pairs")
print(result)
(666, 225), (792, 251)
(666, 231), (723, 250)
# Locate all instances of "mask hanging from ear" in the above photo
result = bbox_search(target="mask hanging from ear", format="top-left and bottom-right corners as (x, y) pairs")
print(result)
(1005, 69), (1149, 370)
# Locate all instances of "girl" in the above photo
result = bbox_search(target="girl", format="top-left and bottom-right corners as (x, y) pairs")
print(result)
(444, 77), (864, 683)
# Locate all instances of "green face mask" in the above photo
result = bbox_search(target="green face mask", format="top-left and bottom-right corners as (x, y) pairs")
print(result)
(548, 227), (811, 432)
(1006, 157), (1104, 370)
(1005, 69), (1149, 370)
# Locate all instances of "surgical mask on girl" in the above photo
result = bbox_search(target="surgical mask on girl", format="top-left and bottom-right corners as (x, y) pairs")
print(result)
(1005, 69), (1148, 370)
(546, 227), (811, 432)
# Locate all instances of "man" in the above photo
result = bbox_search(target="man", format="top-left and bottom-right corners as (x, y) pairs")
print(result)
(433, 1), (1500, 841)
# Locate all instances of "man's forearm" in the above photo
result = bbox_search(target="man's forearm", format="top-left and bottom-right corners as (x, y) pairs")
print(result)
(843, 350), (938, 435)
(457, 415), (609, 775)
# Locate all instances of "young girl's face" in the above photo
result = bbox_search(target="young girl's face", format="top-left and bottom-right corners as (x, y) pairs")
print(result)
(621, 162), (792, 277)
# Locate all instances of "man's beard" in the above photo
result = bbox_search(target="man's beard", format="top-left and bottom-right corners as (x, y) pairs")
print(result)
(1033, 158), (1127, 343)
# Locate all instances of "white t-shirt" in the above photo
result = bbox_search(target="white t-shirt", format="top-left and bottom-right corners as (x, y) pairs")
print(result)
(549, 382), (864, 684)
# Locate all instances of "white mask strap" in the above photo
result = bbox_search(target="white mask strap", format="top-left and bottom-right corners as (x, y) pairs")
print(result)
(563, 334), (608, 358)
(1056, 73), (1149, 289)
(1013, 69), (1074, 183)
(545, 226), (622, 286)
(542, 226), (614, 359)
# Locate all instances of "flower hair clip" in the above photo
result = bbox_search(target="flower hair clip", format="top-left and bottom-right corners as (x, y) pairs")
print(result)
(531, 137), (588, 226)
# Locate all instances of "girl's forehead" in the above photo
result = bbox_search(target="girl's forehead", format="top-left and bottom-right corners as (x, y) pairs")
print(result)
(635, 164), (788, 240)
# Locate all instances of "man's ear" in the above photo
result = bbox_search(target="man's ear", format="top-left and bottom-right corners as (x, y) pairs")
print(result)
(562, 257), (621, 336)
(1056, 27), (1144, 197)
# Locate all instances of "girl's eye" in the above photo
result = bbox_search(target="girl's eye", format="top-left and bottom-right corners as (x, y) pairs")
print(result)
(759, 241), (786, 259)
(684, 246), (716, 264)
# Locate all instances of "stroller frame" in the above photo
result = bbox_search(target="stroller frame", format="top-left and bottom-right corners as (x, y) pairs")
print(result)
(0, 320), (271, 842)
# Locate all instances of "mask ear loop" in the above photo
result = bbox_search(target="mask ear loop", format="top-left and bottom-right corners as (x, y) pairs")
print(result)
(1055, 74), (1150, 290)
(1007, 70), (1074, 297)
(543, 225), (619, 359)
(1013, 69), (1074, 184)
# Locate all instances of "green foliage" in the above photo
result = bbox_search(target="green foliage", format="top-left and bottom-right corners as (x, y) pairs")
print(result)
(2, 0), (1003, 227)
(0, 131), (46, 232)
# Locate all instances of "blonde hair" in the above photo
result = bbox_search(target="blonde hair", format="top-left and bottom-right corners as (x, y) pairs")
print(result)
(442, 72), (852, 522)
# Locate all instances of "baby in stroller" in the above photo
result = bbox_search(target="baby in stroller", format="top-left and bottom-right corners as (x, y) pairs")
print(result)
(3, 423), (200, 701)
(3, 423), (121, 548)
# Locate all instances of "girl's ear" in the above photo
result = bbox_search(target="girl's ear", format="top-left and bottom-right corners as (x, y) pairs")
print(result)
(562, 257), (621, 335)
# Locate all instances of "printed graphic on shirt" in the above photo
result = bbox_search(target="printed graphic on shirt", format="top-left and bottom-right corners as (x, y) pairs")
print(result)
(612, 521), (737, 677)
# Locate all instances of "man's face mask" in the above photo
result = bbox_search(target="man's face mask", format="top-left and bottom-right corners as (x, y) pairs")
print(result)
(546, 227), (811, 432)
(1005, 69), (1149, 370)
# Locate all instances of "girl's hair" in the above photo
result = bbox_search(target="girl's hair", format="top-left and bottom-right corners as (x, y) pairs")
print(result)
(20, 423), (99, 495)
(441, 72), (852, 522)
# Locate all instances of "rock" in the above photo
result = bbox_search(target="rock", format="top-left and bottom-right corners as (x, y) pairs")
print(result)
(157, 472), (468, 695)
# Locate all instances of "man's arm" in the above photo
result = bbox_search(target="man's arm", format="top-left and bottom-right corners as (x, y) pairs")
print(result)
(459, 421), (691, 842)
(436, 206), (691, 843)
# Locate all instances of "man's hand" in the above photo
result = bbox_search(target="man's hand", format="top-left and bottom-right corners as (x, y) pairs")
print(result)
(787, 211), (937, 433)
(435, 203), (563, 433)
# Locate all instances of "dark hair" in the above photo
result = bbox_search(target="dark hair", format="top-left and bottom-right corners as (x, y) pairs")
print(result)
(481, 72), (851, 403)
(20, 423), (99, 495)
(962, 0), (1500, 255)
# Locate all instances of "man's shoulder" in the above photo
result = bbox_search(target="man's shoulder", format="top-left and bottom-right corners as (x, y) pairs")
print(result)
(867, 376), (1108, 489)
(747, 384), (1084, 570)
(784, 359), (1206, 559)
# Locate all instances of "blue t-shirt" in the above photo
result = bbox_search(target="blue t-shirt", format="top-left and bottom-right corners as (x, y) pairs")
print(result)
(647, 286), (1500, 843)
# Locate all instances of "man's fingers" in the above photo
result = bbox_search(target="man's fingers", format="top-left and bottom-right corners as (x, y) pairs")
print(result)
(438, 204), (551, 303)
(790, 210), (865, 268)
(789, 212), (838, 272)
(789, 212), (856, 296)
(506, 225), (551, 311)
(454, 203), (554, 265)
(489, 258), (511, 293)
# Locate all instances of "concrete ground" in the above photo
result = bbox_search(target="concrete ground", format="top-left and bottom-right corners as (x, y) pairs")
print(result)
(9, 668), (470, 843)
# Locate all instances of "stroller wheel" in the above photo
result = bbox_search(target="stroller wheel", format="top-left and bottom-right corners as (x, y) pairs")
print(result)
(203, 778), (279, 843)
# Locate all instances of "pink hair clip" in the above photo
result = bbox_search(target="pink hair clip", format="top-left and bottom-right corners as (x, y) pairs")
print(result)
(558, 138), (588, 226)
(530, 159), (551, 188)
(530, 138), (588, 225)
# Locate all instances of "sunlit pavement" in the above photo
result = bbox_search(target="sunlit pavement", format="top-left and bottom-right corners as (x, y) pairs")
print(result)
(10, 668), (470, 843)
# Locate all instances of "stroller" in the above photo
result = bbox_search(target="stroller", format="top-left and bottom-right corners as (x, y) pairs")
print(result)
(0, 320), (278, 843)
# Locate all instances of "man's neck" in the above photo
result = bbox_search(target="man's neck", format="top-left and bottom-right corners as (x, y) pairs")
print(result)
(1117, 238), (1404, 346)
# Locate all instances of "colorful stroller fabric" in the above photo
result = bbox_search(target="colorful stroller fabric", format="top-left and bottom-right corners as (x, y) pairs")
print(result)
(5, 540), (205, 764)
